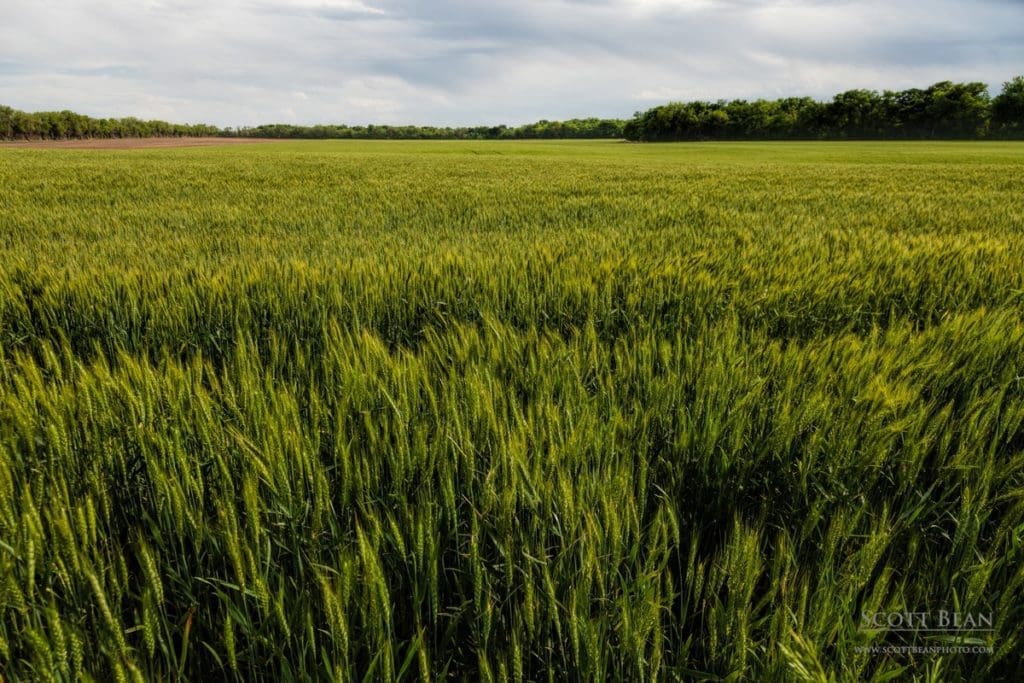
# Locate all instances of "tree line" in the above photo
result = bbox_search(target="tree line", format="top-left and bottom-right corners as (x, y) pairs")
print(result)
(227, 118), (626, 140)
(624, 77), (1024, 141)
(0, 107), (222, 140)
(0, 107), (625, 141)
(2, 77), (1022, 142)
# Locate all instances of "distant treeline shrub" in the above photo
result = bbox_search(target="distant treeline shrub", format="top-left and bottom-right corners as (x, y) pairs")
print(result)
(0, 107), (221, 140)
(0, 106), (625, 141)
(2, 77), (1022, 142)
(624, 77), (1024, 141)
(229, 118), (626, 140)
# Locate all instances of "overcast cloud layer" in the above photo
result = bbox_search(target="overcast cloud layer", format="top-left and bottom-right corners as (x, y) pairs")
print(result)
(1, 0), (1022, 127)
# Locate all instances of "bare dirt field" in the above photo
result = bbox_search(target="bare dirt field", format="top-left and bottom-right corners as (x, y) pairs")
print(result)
(0, 137), (282, 150)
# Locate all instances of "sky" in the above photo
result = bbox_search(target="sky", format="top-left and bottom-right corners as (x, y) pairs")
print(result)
(1, 0), (1022, 127)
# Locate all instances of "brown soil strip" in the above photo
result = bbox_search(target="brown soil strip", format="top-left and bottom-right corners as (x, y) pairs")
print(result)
(0, 137), (283, 150)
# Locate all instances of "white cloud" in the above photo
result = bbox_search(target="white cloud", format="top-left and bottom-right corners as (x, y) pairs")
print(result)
(0, 0), (1021, 126)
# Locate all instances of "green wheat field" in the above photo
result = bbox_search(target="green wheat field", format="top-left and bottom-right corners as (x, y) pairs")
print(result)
(1, 140), (1022, 681)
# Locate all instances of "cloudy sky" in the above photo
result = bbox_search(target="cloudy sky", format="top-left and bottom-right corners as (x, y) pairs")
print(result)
(1, 0), (1022, 127)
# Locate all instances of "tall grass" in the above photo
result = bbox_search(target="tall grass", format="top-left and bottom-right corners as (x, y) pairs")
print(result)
(0, 140), (1022, 680)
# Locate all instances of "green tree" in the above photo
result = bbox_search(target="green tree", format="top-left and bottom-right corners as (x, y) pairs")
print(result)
(828, 90), (883, 137)
(992, 76), (1024, 135)
(924, 81), (990, 137)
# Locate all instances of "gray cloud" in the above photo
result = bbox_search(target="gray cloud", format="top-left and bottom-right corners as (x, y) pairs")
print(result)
(0, 0), (1021, 126)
